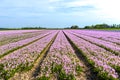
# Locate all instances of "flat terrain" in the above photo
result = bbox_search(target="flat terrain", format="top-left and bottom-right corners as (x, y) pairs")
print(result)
(0, 30), (120, 80)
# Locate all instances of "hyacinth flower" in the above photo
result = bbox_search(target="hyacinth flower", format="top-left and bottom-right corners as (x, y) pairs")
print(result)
(0, 31), (58, 79)
(64, 31), (119, 79)
(75, 30), (120, 45)
(69, 31), (120, 55)
(0, 30), (43, 46)
(71, 30), (120, 40)
(37, 31), (85, 80)
(0, 30), (120, 80)
(0, 31), (53, 57)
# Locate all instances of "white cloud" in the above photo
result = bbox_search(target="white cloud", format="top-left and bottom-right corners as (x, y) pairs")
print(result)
(0, 0), (120, 28)
(59, 0), (120, 23)
(93, 0), (120, 20)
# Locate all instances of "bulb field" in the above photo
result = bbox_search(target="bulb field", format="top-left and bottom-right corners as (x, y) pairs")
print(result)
(0, 30), (120, 80)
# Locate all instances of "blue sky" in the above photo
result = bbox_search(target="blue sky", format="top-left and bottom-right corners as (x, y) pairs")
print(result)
(0, 0), (120, 28)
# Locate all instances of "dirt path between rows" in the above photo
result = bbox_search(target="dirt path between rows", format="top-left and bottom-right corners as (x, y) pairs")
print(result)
(9, 33), (58, 80)
(63, 31), (98, 80)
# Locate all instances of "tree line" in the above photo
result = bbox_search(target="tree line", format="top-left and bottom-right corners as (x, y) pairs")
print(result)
(64, 25), (80, 29)
(0, 27), (46, 30)
(1, 24), (120, 30)
(84, 24), (120, 29)
(65, 24), (120, 29)
(21, 27), (46, 29)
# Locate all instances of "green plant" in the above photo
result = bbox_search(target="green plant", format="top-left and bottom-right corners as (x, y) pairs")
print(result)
(76, 65), (83, 74)
(0, 64), (8, 80)
(51, 63), (62, 73)
(36, 75), (49, 80)
(113, 66), (120, 73)
(51, 63), (76, 80)
(17, 63), (33, 72)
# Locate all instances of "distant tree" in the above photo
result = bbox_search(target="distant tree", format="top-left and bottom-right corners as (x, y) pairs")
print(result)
(118, 24), (120, 28)
(84, 23), (111, 29)
(71, 25), (79, 29)
(84, 26), (91, 29)
(94, 24), (110, 28)
(111, 24), (120, 28)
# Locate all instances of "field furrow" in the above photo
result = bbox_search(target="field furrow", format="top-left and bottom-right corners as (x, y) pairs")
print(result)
(0, 30), (44, 46)
(0, 31), (53, 59)
(72, 30), (120, 46)
(70, 31), (120, 55)
(35, 31), (88, 80)
(63, 31), (97, 80)
(9, 31), (58, 80)
(0, 30), (120, 80)
(0, 31), (58, 80)
(64, 31), (120, 80)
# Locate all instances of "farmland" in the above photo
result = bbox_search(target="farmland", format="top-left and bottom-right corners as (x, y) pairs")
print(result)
(0, 30), (120, 80)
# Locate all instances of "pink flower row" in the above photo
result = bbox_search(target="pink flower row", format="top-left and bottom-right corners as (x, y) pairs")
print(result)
(0, 31), (58, 71)
(64, 31), (119, 79)
(0, 30), (47, 46)
(70, 31), (120, 55)
(39, 31), (84, 79)
(0, 30), (52, 56)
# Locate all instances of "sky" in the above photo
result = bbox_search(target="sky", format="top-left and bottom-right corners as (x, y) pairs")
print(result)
(0, 0), (120, 28)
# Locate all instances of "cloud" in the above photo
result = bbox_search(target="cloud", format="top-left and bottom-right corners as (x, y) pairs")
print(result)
(92, 0), (120, 20)
(0, 0), (56, 17)
(0, 0), (120, 28)
(57, 0), (120, 23)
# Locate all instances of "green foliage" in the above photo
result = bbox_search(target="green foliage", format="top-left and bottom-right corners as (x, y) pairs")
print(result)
(45, 66), (48, 71)
(0, 28), (18, 30)
(0, 64), (8, 80)
(0, 62), (34, 80)
(51, 63), (62, 73)
(97, 72), (118, 80)
(76, 65), (83, 74)
(65, 36), (119, 80)
(92, 67), (118, 80)
(98, 72), (109, 80)
(58, 71), (76, 80)
(113, 65), (120, 75)
(88, 59), (95, 66)
(0, 64), (4, 71)
(51, 63), (76, 80)
(21, 27), (46, 29)
(84, 23), (120, 29)
(71, 25), (79, 29)
(36, 75), (50, 80)
(58, 70), (67, 80)
(0, 26), (46, 30)
(17, 63), (33, 72)
(66, 74), (76, 80)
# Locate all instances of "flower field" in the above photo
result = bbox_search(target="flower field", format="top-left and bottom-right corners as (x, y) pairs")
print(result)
(0, 30), (120, 80)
